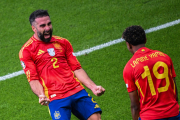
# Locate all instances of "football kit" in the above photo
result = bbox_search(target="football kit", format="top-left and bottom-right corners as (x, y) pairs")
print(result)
(19, 35), (102, 119)
(19, 35), (84, 101)
(49, 89), (101, 120)
(123, 47), (179, 120)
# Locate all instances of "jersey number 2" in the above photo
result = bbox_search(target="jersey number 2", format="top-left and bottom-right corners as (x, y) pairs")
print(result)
(51, 57), (59, 68)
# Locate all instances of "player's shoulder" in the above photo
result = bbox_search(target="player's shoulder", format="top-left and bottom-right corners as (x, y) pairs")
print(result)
(22, 37), (34, 47)
(123, 58), (134, 72)
(52, 35), (69, 42)
(52, 35), (72, 46)
(20, 37), (35, 52)
(152, 49), (170, 58)
(19, 37), (35, 58)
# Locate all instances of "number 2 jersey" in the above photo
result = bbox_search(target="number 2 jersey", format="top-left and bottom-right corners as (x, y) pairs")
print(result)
(19, 35), (84, 102)
(123, 47), (179, 120)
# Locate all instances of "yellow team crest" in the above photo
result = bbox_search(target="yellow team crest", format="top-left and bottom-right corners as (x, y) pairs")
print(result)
(54, 111), (61, 119)
(141, 49), (145, 52)
(52, 41), (62, 52)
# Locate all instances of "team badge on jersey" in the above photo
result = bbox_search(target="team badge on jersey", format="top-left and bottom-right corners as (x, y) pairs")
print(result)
(54, 111), (61, 119)
(21, 61), (26, 69)
(141, 49), (145, 52)
(52, 41), (62, 52)
(126, 84), (128, 88)
(47, 48), (55, 56)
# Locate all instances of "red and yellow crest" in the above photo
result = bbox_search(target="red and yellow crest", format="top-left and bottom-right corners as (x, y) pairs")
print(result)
(52, 41), (62, 52)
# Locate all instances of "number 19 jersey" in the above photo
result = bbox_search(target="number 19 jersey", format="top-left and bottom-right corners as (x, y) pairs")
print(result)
(123, 47), (179, 120)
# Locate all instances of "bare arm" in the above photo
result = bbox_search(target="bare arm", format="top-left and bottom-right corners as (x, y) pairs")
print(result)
(29, 80), (45, 96)
(128, 90), (140, 120)
(29, 80), (50, 106)
(74, 68), (105, 96)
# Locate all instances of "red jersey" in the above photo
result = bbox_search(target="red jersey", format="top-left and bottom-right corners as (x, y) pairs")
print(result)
(123, 47), (179, 120)
(19, 35), (84, 101)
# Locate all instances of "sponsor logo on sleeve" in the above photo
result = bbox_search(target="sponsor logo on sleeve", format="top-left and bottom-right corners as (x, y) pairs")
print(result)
(126, 84), (128, 88)
(21, 61), (26, 69)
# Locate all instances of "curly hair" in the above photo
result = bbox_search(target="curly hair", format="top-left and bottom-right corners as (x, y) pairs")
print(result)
(29, 9), (50, 25)
(122, 25), (146, 46)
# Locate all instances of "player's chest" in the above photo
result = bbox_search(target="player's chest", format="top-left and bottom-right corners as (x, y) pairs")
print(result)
(32, 42), (65, 61)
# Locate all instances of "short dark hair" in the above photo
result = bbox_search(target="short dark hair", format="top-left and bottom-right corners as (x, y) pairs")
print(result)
(29, 9), (50, 25)
(122, 25), (146, 46)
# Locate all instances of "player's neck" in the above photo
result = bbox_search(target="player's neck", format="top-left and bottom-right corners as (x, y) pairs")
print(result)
(133, 44), (145, 54)
(33, 34), (41, 41)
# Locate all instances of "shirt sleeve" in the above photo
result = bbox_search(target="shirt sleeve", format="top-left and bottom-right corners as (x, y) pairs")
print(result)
(64, 39), (82, 71)
(123, 64), (137, 92)
(19, 48), (39, 82)
(169, 57), (176, 78)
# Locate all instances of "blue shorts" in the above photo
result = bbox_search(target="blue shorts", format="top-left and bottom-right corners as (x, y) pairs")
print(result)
(48, 89), (102, 120)
(138, 111), (180, 120)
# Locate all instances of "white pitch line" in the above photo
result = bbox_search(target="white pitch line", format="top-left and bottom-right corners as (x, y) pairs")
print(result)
(0, 19), (180, 81)
(74, 38), (124, 56)
(74, 19), (180, 56)
(0, 70), (25, 81)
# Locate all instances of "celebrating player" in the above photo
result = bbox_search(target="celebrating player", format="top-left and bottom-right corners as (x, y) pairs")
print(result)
(19, 9), (105, 120)
(122, 25), (180, 120)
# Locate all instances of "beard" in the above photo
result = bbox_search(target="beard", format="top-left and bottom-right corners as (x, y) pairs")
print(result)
(38, 28), (53, 43)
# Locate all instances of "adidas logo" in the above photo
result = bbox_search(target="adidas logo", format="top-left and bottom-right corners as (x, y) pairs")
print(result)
(37, 49), (45, 55)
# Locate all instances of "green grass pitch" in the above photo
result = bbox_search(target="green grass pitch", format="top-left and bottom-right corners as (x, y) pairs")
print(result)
(0, 0), (180, 119)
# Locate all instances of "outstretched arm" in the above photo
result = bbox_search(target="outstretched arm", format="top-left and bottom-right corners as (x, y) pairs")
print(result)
(128, 90), (140, 120)
(29, 80), (50, 106)
(74, 68), (105, 96)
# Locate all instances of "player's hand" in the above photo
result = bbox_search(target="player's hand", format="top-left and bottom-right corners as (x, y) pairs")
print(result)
(39, 95), (50, 106)
(92, 86), (105, 96)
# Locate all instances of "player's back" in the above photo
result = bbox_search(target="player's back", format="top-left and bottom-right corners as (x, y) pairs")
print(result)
(130, 47), (179, 119)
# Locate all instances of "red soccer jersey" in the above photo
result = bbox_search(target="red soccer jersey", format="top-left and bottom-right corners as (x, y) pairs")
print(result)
(123, 47), (179, 120)
(19, 35), (84, 101)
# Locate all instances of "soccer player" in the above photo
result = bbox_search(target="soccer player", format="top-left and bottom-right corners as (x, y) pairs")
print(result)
(19, 9), (105, 120)
(122, 25), (180, 120)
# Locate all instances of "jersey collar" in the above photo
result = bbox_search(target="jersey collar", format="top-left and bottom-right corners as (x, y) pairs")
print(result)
(134, 47), (149, 55)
